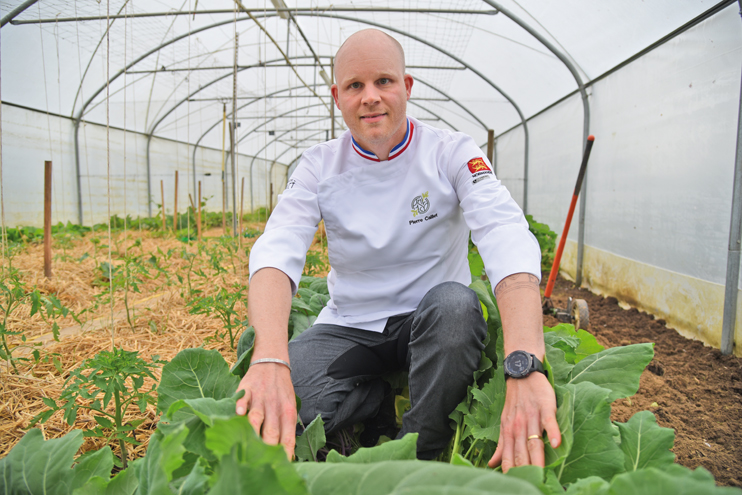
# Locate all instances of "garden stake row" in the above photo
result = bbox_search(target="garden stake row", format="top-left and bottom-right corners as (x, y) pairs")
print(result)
(542, 135), (595, 330)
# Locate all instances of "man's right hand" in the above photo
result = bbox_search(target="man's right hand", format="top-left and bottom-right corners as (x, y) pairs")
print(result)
(235, 360), (297, 459)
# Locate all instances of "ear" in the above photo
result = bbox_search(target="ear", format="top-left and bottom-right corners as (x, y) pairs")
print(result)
(404, 74), (414, 100)
(331, 84), (340, 109)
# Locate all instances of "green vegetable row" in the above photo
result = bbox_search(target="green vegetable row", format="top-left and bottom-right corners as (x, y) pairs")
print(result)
(3, 275), (739, 494)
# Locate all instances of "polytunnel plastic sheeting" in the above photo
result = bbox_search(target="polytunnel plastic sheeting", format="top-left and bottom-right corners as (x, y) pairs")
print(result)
(515, 6), (742, 289)
(1, 0), (723, 155)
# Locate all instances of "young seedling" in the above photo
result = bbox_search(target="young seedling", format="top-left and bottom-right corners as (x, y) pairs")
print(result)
(31, 347), (163, 468)
(0, 270), (76, 373)
(187, 283), (246, 349)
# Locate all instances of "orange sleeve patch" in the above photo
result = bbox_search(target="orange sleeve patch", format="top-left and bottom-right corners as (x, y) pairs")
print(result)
(467, 157), (490, 174)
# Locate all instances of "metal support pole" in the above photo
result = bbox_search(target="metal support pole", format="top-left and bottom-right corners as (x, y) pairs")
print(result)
(146, 134), (153, 217)
(0, 0), (38, 27)
(231, 33), (239, 236)
(74, 120), (84, 224)
(721, 7), (742, 354)
(43, 161), (52, 279)
(487, 129), (494, 169)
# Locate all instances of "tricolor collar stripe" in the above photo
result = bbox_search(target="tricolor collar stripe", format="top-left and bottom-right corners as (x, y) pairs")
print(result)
(351, 138), (380, 162)
(388, 121), (414, 160)
(350, 118), (413, 162)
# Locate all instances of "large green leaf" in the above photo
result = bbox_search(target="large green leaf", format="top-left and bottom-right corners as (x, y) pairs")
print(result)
(308, 278), (329, 295)
(309, 293), (330, 315)
(295, 460), (543, 495)
(564, 476), (610, 495)
(551, 382), (625, 485)
(135, 424), (188, 495)
(210, 451), (307, 495)
(157, 348), (240, 416)
(544, 385), (574, 471)
(607, 465), (742, 495)
(173, 459), (209, 495)
(544, 344), (574, 387)
(326, 433), (418, 463)
(166, 397), (238, 426)
(544, 324), (604, 364)
(73, 465), (140, 495)
(69, 447), (114, 492)
(567, 343), (654, 402)
(464, 369), (506, 442)
(206, 416), (309, 495)
(468, 280), (500, 330)
(615, 411), (675, 472)
(159, 397), (239, 462)
(232, 326), (256, 377)
(291, 313), (317, 340)
(468, 251), (485, 281)
(0, 428), (100, 495)
(295, 415), (327, 462)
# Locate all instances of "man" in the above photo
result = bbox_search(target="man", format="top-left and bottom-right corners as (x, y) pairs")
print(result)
(236, 28), (560, 470)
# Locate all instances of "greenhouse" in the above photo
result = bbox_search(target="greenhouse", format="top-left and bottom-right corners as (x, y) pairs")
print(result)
(1, 0), (741, 493)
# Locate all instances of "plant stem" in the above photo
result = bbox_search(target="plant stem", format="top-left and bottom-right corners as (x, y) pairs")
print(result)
(450, 420), (463, 462)
(114, 389), (128, 469)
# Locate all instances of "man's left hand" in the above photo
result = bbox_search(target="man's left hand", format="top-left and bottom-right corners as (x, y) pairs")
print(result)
(487, 372), (561, 471)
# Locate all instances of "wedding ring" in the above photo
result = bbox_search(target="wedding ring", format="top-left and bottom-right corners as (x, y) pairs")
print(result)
(527, 435), (542, 441)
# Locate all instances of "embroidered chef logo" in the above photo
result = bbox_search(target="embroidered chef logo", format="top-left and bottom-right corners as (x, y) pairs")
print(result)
(287, 179), (297, 189)
(467, 157), (490, 174)
(410, 191), (430, 217)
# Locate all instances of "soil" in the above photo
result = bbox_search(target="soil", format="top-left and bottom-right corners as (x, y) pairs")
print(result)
(543, 276), (742, 488)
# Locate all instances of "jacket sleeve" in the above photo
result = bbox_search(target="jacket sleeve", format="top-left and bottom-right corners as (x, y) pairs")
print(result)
(447, 135), (542, 290)
(248, 155), (322, 295)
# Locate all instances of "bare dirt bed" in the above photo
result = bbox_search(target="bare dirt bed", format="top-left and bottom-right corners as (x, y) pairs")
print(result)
(544, 276), (742, 488)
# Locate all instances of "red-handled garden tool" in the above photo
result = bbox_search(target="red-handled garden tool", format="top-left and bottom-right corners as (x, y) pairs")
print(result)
(542, 135), (595, 329)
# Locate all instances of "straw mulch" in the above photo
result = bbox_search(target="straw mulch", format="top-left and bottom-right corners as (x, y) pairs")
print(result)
(0, 222), (329, 463)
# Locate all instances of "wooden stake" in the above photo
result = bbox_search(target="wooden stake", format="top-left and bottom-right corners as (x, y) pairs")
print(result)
(487, 129), (495, 173)
(197, 181), (202, 242)
(221, 103), (227, 236)
(173, 171), (179, 231)
(239, 177), (245, 237)
(160, 180), (166, 232)
(269, 182), (274, 215)
(43, 161), (52, 279)
(188, 193), (195, 210)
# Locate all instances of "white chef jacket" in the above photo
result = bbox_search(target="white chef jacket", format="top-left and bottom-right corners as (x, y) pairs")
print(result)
(248, 117), (541, 332)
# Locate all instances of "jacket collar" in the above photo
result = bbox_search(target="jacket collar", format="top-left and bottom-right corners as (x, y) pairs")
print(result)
(350, 118), (414, 162)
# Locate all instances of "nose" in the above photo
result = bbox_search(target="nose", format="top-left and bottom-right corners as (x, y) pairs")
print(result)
(361, 85), (381, 105)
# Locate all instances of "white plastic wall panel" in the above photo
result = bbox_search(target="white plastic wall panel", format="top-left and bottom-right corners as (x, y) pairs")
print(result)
(492, 124), (525, 208)
(583, 8), (742, 288)
(1, 105), (79, 226)
(497, 5), (742, 289)
(520, 94), (585, 225)
(1, 105), (283, 227)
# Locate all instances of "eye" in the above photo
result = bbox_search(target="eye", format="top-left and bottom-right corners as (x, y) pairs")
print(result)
(349, 82), (361, 89)
(378, 78), (390, 85)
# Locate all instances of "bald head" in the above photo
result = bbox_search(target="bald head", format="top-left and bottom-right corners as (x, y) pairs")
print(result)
(334, 29), (406, 82)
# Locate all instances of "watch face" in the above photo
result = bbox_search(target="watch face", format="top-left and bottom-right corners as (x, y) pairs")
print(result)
(506, 351), (532, 377)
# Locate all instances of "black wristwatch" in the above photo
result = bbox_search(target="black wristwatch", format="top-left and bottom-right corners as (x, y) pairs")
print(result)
(503, 350), (547, 379)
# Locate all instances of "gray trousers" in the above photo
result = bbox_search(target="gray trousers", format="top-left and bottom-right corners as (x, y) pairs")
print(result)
(289, 281), (487, 459)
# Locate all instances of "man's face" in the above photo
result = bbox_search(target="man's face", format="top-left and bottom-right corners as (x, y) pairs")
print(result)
(331, 32), (413, 159)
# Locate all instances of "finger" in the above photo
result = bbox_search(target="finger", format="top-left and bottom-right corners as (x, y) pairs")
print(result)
(279, 404), (297, 460)
(543, 411), (562, 449)
(526, 416), (545, 468)
(260, 406), (282, 446)
(488, 439), (503, 468)
(499, 432), (516, 473)
(513, 429), (529, 468)
(247, 406), (265, 437)
(235, 388), (251, 416)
